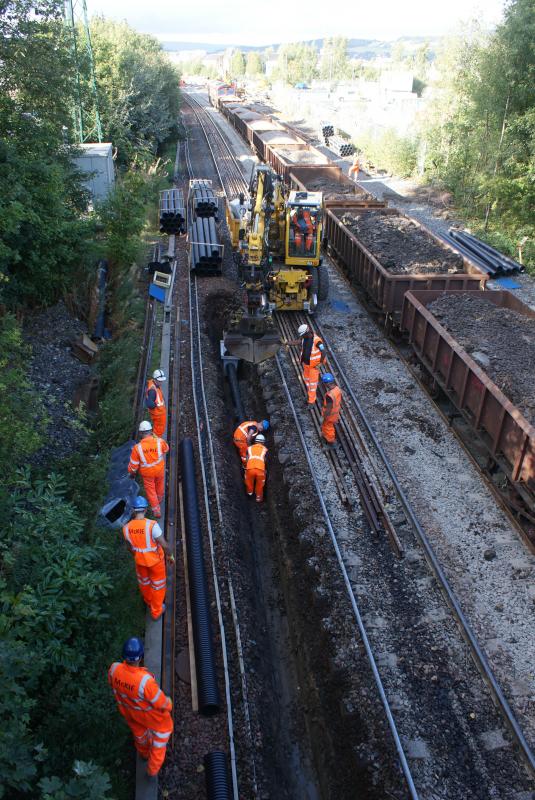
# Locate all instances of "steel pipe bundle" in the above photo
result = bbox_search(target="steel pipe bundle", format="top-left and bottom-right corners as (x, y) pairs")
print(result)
(320, 121), (334, 138)
(189, 216), (223, 275)
(204, 752), (232, 799)
(180, 438), (221, 715)
(446, 229), (523, 276)
(189, 179), (218, 218)
(159, 188), (185, 234)
(326, 135), (354, 157)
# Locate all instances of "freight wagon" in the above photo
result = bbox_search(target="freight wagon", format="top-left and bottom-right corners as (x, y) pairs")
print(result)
(401, 289), (535, 517)
(323, 207), (487, 326)
(289, 165), (385, 207)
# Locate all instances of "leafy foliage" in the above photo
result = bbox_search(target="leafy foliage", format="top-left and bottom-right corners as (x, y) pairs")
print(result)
(421, 0), (535, 267)
(89, 18), (180, 165)
(272, 42), (318, 85)
(0, 315), (46, 493)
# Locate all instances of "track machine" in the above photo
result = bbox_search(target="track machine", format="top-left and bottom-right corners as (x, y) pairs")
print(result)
(224, 165), (327, 363)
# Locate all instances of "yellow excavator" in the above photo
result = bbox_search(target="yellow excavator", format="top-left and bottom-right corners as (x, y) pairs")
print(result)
(224, 165), (328, 362)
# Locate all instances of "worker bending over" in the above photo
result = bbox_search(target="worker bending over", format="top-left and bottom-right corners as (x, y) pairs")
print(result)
(245, 433), (268, 503)
(145, 369), (167, 438)
(321, 373), (343, 447)
(298, 323), (325, 404)
(122, 496), (174, 621)
(233, 418), (269, 466)
(128, 420), (169, 518)
(108, 637), (173, 778)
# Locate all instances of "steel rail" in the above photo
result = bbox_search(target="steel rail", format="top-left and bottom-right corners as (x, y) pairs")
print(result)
(310, 312), (535, 778)
(183, 92), (249, 200)
(184, 118), (261, 798)
(274, 351), (420, 800)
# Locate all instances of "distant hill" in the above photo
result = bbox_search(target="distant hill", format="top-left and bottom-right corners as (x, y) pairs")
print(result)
(161, 36), (442, 60)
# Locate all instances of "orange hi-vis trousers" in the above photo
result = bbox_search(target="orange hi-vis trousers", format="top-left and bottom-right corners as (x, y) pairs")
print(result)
(321, 418), (337, 443)
(135, 558), (166, 619)
(149, 407), (167, 438)
(245, 467), (266, 502)
(141, 470), (165, 516)
(303, 364), (320, 404)
(125, 711), (173, 776)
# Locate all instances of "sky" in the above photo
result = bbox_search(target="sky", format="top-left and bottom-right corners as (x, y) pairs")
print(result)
(86, 0), (508, 47)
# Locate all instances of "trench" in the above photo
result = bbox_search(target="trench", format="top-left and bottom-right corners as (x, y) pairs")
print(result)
(202, 288), (391, 799)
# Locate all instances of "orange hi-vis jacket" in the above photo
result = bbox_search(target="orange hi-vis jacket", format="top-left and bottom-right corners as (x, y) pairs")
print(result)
(323, 385), (342, 423)
(246, 443), (268, 472)
(233, 420), (260, 448)
(108, 661), (172, 724)
(301, 334), (324, 368)
(145, 380), (165, 410)
(122, 518), (163, 567)
(128, 436), (169, 477)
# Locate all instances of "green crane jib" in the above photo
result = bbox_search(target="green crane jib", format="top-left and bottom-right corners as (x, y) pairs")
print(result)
(64, 0), (103, 144)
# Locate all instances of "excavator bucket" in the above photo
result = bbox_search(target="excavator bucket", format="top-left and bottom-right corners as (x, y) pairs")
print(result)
(223, 317), (281, 364)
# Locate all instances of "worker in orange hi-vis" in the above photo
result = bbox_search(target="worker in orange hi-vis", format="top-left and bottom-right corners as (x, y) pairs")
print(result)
(122, 496), (174, 620)
(108, 637), (173, 778)
(320, 373), (343, 448)
(244, 433), (268, 503)
(128, 421), (169, 518)
(297, 323), (326, 404)
(348, 154), (361, 182)
(233, 419), (270, 466)
(145, 369), (167, 438)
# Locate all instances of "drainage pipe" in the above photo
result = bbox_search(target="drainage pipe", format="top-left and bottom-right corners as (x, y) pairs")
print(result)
(93, 259), (108, 339)
(224, 362), (246, 422)
(204, 751), (232, 800)
(180, 437), (221, 715)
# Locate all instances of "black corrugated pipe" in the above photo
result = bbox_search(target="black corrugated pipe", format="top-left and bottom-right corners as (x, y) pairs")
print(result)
(224, 362), (246, 422)
(93, 259), (108, 339)
(179, 437), (221, 715)
(204, 751), (232, 799)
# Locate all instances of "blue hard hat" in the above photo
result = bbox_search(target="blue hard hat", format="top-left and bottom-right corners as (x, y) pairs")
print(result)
(321, 373), (335, 384)
(132, 496), (149, 510)
(261, 420), (270, 431)
(123, 637), (144, 662)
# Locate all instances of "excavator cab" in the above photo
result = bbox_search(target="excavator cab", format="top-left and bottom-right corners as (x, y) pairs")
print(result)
(285, 191), (323, 266)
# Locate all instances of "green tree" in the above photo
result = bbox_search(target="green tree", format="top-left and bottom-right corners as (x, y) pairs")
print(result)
(246, 51), (263, 76)
(320, 37), (350, 81)
(273, 42), (318, 85)
(421, 0), (535, 263)
(230, 49), (246, 77)
(89, 17), (180, 164)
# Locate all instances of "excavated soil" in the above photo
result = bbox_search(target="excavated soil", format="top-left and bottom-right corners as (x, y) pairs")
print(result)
(338, 210), (464, 274)
(303, 177), (374, 202)
(428, 292), (535, 426)
(276, 148), (326, 165)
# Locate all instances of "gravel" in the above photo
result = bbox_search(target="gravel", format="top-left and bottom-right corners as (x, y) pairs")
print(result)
(338, 210), (465, 274)
(428, 292), (535, 426)
(24, 301), (92, 467)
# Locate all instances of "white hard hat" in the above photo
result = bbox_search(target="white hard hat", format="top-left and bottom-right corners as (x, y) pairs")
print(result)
(255, 433), (266, 443)
(139, 420), (153, 432)
(297, 324), (309, 337)
(153, 369), (166, 382)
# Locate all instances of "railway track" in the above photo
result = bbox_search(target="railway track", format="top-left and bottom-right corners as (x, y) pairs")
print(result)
(180, 91), (535, 795)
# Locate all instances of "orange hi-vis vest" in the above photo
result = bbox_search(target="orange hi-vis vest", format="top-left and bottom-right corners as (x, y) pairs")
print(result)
(108, 661), (172, 719)
(122, 518), (163, 567)
(301, 334), (324, 368)
(233, 420), (259, 447)
(128, 436), (169, 477)
(323, 385), (342, 423)
(246, 443), (267, 472)
(146, 380), (165, 409)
